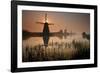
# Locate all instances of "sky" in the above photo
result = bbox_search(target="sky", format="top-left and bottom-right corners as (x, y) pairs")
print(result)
(22, 10), (90, 33)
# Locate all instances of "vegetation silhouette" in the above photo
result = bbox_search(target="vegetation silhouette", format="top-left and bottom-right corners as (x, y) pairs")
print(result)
(22, 39), (90, 62)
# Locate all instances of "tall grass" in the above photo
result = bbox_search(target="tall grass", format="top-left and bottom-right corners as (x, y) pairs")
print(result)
(22, 40), (90, 62)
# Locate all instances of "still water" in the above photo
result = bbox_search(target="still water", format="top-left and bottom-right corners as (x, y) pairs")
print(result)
(23, 33), (88, 48)
(22, 33), (90, 62)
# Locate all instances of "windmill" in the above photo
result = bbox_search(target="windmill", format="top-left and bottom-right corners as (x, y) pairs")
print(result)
(23, 13), (76, 47)
(36, 13), (54, 47)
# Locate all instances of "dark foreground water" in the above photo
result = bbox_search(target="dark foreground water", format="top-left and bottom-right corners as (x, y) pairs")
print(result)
(22, 37), (90, 62)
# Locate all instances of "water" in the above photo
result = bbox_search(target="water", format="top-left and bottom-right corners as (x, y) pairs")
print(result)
(22, 34), (90, 62)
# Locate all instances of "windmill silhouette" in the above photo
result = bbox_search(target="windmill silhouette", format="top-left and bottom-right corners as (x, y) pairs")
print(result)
(23, 13), (76, 47)
(36, 13), (54, 47)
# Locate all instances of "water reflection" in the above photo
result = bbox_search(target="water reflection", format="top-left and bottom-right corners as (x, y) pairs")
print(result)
(22, 33), (90, 62)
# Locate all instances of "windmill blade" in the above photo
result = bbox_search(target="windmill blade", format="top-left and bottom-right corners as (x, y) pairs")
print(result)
(36, 22), (44, 24)
(48, 23), (54, 25)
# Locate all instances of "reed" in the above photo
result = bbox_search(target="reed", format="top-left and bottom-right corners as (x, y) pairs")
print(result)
(22, 40), (90, 62)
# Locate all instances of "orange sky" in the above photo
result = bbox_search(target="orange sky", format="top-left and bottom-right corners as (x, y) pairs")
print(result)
(22, 10), (90, 33)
